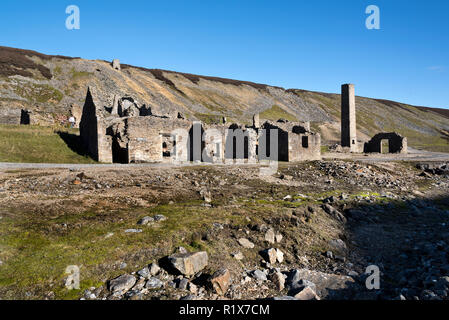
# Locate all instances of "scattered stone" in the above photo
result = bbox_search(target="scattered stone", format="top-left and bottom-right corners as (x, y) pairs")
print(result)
(251, 269), (268, 281)
(177, 246), (188, 254)
(293, 286), (320, 300)
(153, 214), (167, 222)
(200, 189), (212, 203)
(238, 238), (254, 249)
(329, 239), (347, 253)
(286, 269), (355, 299)
(180, 294), (197, 300)
(275, 249), (284, 263)
(289, 279), (316, 293)
(145, 277), (164, 289)
(231, 251), (244, 260)
(108, 274), (136, 295)
(119, 262), (127, 269)
(137, 216), (154, 225)
(275, 233), (283, 243)
(272, 296), (298, 300)
(132, 278), (146, 291)
(149, 263), (160, 276)
(263, 248), (277, 264)
(322, 204), (346, 222)
(209, 269), (231, 295)
(168, 251), (208, 276)
(124, 229), (142, 233)
(137, 267), (150, 279)
(178, 278), (189, 290)
(270, 272), (285, 291)
(264, 228), (275, 244)
(188, 282), (198, 294)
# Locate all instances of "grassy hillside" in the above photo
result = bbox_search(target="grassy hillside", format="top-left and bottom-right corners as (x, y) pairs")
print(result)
(1, 45), (449, 153)
(0, 125), (96, 163)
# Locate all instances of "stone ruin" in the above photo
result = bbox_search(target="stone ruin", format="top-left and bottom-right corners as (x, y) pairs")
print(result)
(340, 84), (407, 154)
(364, 132), (407, 154)
(79, 86), (321, 163)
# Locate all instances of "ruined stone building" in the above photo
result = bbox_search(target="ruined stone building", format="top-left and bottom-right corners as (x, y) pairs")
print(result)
(79, 87), (321, 164)
(340, 84), (407, 154)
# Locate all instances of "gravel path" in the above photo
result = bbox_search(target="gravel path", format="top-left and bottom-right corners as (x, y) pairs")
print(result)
(1, 148), (448, 170)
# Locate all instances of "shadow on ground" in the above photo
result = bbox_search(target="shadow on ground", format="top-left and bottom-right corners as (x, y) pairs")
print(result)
(57, 131), (91, 158)
(328, 194), (449, 300)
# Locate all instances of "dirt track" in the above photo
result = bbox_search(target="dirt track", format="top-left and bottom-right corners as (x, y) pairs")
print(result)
(1, 148), (449, 171)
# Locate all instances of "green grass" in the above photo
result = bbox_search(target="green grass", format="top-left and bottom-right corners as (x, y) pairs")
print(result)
(0, 200), (248, 299)
(14, 84), (63, 104)
(194, 113), (224, 124)
(0, 125), (96, 163)
(70, 67), (92, 80)
(259, 105), (297, 122)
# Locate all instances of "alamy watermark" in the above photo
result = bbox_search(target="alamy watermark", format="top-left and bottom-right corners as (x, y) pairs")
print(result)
(66, 5), (80, 30)
(365, 265), (380, 290)
(365, 5), (380, 30)
(167, 127), (279, 176)
(65, 265), (80, 290)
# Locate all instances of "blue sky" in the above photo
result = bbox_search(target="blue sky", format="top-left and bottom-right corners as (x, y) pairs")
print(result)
(1, 0), (448, 108)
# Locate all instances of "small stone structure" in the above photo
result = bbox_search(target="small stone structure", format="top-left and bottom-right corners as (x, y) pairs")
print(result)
(364, 132), (408, 154)
(79, 86), (321, 163)
(112, 59), (121, 71)
(341, 84), (357, 152)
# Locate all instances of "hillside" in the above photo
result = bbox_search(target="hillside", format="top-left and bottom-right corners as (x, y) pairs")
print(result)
(1, 46), (449, 152)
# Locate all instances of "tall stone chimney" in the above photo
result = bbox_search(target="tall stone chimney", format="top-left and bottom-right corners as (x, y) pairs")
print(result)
(341, 84), (357, 152)
(253, 113), (260, 128)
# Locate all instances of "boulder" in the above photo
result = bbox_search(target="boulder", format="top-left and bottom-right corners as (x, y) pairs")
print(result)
(263, 248), (284, 264)
(209, 269), (231, 295)
(276, 249), (284, 263)
(329, 239), (347, 253)
(293, 286), (320, 300)
(264, 228), (275, 244)
(263, 248), (277, 264)
(238, 238), (254, 249)
(231, 251), (244, 260)
(137, 216), (154, 225)
(137, 267), (150, 279)
(108, 274), (136, 295)
(168, 251), (208, 276)
(251, 269), (268, 281)
(145, 277), (164, 289)
(286, 269), (356, 299)
(270, 272), (285, 291)
(149, 263), (160, 276)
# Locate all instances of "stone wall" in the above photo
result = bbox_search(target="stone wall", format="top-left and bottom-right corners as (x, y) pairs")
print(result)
(0, 108), (21, 125)
(364, 132), (407, 154)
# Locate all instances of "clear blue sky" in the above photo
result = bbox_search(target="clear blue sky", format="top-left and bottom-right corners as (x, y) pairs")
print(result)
(1, 0), (448, 108)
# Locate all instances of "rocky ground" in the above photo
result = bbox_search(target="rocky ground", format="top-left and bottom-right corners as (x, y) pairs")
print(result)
(1, 160), (449, 300)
